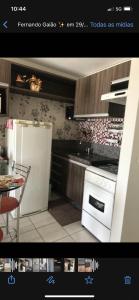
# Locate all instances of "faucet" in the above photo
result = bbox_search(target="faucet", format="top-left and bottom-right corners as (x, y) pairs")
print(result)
(86, 145), (93, 156)
(86, 147), (91, 155)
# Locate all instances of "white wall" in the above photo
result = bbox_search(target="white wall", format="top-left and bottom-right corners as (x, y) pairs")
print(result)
(110, 58), (139, 242)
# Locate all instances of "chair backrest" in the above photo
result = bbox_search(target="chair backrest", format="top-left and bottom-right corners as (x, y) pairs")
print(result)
(12, 161), (31, 204)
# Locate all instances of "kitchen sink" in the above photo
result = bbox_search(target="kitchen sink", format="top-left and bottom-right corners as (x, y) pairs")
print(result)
(68, 152), (92, 159)
(68, 153), (92, 165)
(53, 150), (119, 167)
(68, 152), (119, 166)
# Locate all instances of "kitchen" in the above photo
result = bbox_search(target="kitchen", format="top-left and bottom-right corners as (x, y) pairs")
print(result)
(0, 57), (139, 243)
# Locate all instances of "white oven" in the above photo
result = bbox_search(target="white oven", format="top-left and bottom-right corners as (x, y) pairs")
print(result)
(81, 167), (116, 242)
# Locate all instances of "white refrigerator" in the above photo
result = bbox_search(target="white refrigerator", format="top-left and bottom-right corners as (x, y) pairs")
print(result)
(6, 119), (52, 217)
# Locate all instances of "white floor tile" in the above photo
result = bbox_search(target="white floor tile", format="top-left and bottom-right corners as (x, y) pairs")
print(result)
(19, 229), (43, 242)
(56, 236), (74, 242)
(3, 213), (14, 222)
(30, 238), (44, 242)
(71, 229), (98, 242)
(37, 222), (68, 242)
(0, 227), (11, 242)
(29, 211), (56, 228)
(64, 221), (83, 235)
(9, 217), (35, 234)
(18, 216), (33, 225)
(2, 236), (12, 243)
(0, 215), (5, 226)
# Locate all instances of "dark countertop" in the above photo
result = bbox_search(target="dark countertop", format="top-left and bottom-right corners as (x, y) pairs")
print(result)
(52, 150), (118, 167)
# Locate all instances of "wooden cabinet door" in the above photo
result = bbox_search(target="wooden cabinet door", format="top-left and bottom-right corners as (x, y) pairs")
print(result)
(74, 60), (131, 116)
(85, 73), (97, 114)
(75, 71), (109, 115)
(74, 76), (91, 115)
(0, 60), (11, 84)
(62, 160), (70, 194)
(111, 61), (131, 81)
(66, 162), (85, 207)
(90, 61), (131, 114)
(101, 61), (131, 84)
(91, 70), (109, 114)
(51, 155), (69, 194)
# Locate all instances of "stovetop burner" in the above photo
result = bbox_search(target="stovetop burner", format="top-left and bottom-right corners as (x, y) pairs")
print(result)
(97, 164), (118, 175)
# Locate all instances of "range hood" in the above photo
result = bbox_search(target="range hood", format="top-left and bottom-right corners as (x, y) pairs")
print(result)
(101, 89), (127, 105)
(101, 77), (129, 105)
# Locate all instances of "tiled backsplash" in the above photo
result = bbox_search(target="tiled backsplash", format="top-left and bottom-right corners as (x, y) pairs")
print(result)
(0, 94), (79, 145)
(92, 143), (120, 159)
(0, 94), (124, 150)
(79, 118), (124, 147)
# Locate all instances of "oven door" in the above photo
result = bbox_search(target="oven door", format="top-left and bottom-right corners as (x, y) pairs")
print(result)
(82, 180), (115, 229)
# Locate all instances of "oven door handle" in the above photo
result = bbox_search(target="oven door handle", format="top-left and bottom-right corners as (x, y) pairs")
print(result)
(89, 195), (105, 213)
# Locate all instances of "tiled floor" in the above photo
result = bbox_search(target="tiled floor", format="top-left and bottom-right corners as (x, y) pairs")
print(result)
(0, 210), (98, 243)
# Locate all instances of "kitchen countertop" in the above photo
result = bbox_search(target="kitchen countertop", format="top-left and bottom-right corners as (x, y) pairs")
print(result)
(52, 150), (118, 167)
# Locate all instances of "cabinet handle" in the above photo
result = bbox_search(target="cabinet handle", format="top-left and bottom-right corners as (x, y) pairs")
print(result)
(115, 91), (126, 96)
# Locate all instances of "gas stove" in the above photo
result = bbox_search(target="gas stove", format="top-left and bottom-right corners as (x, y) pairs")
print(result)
(96, 164), (118, 175)
(87, 160), (118, 181)
(82, 159), (118, 242)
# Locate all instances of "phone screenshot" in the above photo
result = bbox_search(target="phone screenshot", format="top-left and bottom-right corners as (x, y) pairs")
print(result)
(0, 0), (138, 33)
(0, 253), (139, 299)
(0, 1), (139, 299)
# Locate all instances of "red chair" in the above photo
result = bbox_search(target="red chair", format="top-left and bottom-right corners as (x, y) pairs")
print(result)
(0, 228), (3, 241)
(0, 162), (31, 242)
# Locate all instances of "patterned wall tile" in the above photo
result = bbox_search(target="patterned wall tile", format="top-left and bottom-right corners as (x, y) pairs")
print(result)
(79, 118), (124, 147)
(0, 93), (124, 149)
(0, 94), (79, 145)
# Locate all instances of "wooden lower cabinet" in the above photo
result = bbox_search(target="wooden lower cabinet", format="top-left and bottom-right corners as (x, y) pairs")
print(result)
(51, 155), (68, 194)
(66, 162), (85, 207)
(51, 155), (85, 208)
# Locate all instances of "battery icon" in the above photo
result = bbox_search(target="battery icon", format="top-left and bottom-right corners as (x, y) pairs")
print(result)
(123, 6), (132, 11)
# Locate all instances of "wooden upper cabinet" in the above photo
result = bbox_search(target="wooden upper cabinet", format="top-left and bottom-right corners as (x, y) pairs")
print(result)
(0, 59), (11, 84)
(74, 76), (91, 115)
(75, 71), (109, 115)
(110, 61), (131, 81)
(85, 73), (97, 114)
(74, 60), (131, 116)
(91, 70), (109, 114)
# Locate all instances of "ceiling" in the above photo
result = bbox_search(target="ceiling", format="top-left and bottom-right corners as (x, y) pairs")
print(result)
(24, 58), (130, 79)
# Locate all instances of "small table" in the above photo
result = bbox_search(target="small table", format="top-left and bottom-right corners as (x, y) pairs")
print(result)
(0, 181), (24, 194)
(0, 161), (24, 241)
(0, 162), (24, 194)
